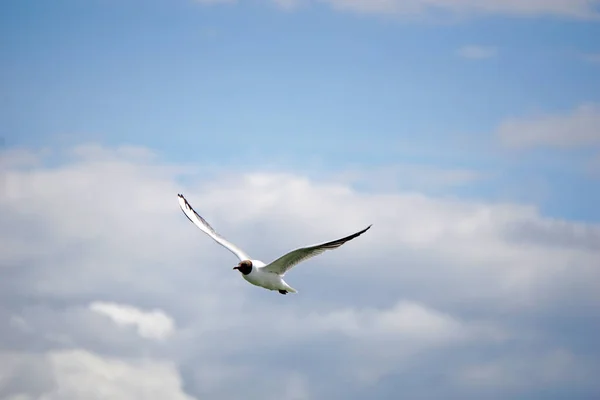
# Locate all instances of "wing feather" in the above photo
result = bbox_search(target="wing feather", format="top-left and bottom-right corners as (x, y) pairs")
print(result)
(262, 225), (372, 275)
(177, 194), (251, 262)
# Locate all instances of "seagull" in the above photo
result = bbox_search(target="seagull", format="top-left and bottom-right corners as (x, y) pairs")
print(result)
(177, 193), (371, 295)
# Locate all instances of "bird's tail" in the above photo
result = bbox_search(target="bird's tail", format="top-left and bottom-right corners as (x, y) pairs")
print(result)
(283, 281), (298, 294)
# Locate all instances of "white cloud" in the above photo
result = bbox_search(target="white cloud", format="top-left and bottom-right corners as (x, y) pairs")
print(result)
(89, 302), (175, 341)
(285, 0), (600, 19)
(497, 103), (600, 149)
(0, 350), (196, 400)
(457, 45), (498, 59)
(2, 144), (598, 307)
(0, 147), (47, 169)
(1, 144), (599, 398)
(189, 0), (600, 19)
(47, 350), (194, 400)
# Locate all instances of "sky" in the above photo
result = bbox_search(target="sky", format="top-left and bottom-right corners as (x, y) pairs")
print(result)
(1, 0), (600, 399)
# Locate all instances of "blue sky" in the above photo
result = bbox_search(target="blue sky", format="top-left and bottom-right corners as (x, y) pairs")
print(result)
(3, 1), (600, 221)
(1, 1), (600, 399)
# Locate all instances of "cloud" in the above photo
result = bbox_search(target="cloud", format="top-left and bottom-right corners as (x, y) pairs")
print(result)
(456, 349), (594, 390)
(275, 301), (507, 383)
(270, 299), (506, 347)
(497, 103), (600, 149)
(0, 349), (195, 400)
(188, 0), (600, 19)
(302, 0), (600, 19)
(89, 302), (175, 341)
(1, 144), (600, 398)
(457, 45), (498, 59)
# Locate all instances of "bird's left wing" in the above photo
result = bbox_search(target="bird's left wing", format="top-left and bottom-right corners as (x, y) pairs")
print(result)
(261, 225), (372, 276)
(177, 194), (251, 262)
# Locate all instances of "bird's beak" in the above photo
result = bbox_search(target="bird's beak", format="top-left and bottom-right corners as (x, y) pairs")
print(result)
(233, 266), (239, 270)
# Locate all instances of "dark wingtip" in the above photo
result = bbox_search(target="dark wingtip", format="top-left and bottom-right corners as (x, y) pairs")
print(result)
(353, 224), (372, 238)
(177, 193), (190, 210)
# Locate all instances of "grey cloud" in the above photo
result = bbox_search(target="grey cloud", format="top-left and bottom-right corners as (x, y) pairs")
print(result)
(501, 216), (600, 251)
(0, 352), (54, 400)
(1, 144), (599, 399)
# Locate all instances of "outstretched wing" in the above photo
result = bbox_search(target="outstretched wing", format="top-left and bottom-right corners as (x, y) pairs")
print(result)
(262, 225), (372, 276)
(177, 194), (251, 262)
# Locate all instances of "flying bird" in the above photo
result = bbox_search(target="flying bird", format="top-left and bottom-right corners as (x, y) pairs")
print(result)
(177, 193), (371, 295)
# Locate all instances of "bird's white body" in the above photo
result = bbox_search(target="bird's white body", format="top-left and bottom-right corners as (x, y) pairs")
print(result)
(241, 259), (298, 293)
(177, 193), (371, 295)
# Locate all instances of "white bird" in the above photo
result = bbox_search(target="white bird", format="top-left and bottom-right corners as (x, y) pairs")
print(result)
(177, 193), (371, 295)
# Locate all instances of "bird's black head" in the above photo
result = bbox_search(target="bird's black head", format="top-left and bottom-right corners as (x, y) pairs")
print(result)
(233, 260), (253, 275)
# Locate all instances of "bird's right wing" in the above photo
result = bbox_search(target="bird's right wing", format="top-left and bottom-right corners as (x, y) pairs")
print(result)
(177, 194), (251, 262)
(262, 225), (372, 276)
